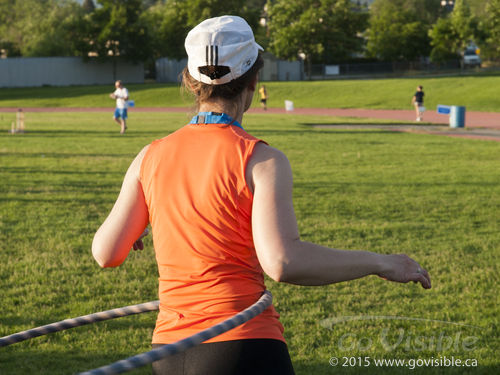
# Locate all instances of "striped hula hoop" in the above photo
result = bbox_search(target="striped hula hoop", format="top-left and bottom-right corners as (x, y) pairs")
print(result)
(79, 290), (272, 375)
(0, 301), (160, 348)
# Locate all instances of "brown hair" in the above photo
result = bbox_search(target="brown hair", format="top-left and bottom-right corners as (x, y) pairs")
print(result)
(182, 54), (264, 108)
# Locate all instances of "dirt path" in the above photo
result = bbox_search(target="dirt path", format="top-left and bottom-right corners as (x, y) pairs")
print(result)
(311, 124), (500, 142)
(1, 106), (498, 127)
(1, 106), (499, 141)
(246, 107), (500, 129)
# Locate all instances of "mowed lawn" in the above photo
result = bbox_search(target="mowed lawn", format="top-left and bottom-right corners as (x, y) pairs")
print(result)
(0, 111), (498, 374)
(0, 72), (500, 112)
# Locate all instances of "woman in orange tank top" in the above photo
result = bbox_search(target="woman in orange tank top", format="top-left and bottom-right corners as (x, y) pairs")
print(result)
(93, 15), (431, 375)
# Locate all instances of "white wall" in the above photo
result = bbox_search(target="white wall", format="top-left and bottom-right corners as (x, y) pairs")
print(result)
(155, 53), (303, 83)
(155, 57), (187, 83)
(0, 57), (144, 87)
(260, 53), (303, 81)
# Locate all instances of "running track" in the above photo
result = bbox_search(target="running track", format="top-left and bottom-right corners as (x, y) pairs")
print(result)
(2, 106), (499, 140)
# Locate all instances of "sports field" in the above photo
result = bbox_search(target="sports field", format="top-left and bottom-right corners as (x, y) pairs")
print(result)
(1, 73), (500, 111)
(0, 81), (498, 374)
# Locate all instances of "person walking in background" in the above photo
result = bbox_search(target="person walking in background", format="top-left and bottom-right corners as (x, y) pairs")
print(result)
(110, 80), (129, 134)
(93, 15), (431, 375)
(259, 84), (268, 110)
(412, 85), (425, 122)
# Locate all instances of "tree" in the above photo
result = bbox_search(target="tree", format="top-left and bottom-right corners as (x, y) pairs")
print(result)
(365, 0), (433, 61)
(74, 0), (151, 66)
(406, 0), (443, 25)
(267, 0), (367, 78)
(82, 0), (95, 13)
(450, 0), (477, 51)
(0, 0), (82, 57)
(146, 0), (265, 61)
(142, 0), (162, 8)
(0, 0), (18, 56)
(428, 0), (479, 63)
(467, 0), (491, 18)
(428, 17), (459, 62)
(480, 0), (500, 60)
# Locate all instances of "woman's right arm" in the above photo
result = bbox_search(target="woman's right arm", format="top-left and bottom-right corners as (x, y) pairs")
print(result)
(249, 143), (431, 289)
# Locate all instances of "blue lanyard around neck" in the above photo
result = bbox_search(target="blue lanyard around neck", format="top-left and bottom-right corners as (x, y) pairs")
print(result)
(189, 112), (244, 130)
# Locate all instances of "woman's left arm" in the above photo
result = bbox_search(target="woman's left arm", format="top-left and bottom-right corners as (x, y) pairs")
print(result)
(92, 146), (150, 267)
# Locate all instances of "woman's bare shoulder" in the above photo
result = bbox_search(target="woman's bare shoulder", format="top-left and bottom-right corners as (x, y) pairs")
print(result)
(246, 142), (291, 193)
(127, 144), (151, 178)
(251, 142), (289, 165)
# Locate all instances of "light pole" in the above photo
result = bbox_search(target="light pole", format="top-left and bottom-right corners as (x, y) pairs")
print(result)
(440, 0), (455, 13)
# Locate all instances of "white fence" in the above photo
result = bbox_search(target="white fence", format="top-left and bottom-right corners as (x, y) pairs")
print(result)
(260, 53), (303, 81)
(155, 58), (187, 83)
(155, 53), (303, 83)
(0, 57), (144, 87)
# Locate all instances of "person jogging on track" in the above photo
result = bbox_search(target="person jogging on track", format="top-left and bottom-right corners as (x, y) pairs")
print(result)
(412, 85), (425, 122)
(259, 84), (268, 110)
(92, 15), (431, 375)
(110, 80), (129, 134)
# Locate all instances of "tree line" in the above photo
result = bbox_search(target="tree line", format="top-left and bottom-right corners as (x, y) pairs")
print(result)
(0, 0), (498, 71)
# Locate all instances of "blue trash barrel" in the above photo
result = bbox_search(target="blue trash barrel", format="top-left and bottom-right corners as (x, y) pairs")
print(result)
(437, 105), (451, 114)
(450, 106), (465, 128)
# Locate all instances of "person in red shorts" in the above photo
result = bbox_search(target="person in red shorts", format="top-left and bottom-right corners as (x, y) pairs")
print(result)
(92, 15), (431, 375)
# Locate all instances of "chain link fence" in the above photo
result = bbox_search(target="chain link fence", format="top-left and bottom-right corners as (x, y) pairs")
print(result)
(308, 59), (484, 80)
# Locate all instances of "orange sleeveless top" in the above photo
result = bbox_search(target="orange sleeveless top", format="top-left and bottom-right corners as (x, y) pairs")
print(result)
(140, 120), (284, 344)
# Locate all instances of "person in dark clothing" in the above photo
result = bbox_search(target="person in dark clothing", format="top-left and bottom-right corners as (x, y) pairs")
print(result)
(412, 85), (425, 122)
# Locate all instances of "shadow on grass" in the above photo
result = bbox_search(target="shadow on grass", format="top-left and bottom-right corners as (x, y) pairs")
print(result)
(3, 126), (402, 138)
(1, 165), (125, 175)
(1, 129), (110, 135)
(1, 309), (157, 373)
(1, 129), (169, 138)
(0, 83), (178, 101)
(0, 347), (153, 374)
(300, 122), (442, 127)
(251, 128), (401, 136)
(0, 196), (115, 205)
(0, 313), (156, 336)
(293, 180), (498, 190)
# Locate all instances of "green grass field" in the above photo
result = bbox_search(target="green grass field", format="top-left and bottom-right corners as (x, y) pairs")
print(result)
(0, 110), (498, 374)
(1, 73), (500, 112)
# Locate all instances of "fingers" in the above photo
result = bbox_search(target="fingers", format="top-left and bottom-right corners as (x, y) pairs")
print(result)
(381, 254), (432, 290)
(404, 255), (431, 289)
(411, 267), (431, 289)
(420, 268), (431, 289)
(132, 228), (150, 251)
(132, 239), (144, 251)
(140, 228), (150, 239)
(421, 267), (431, 284)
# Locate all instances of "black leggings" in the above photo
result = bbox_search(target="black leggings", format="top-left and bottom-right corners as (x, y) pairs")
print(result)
(152, 339), (295, 375)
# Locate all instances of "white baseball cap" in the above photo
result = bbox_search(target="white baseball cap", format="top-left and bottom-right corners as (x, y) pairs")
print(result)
(185, 15), (263, 85)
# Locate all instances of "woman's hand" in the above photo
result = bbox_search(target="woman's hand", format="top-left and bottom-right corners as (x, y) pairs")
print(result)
(378, 254), (431, 289)
(133, 228), (150, 251)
